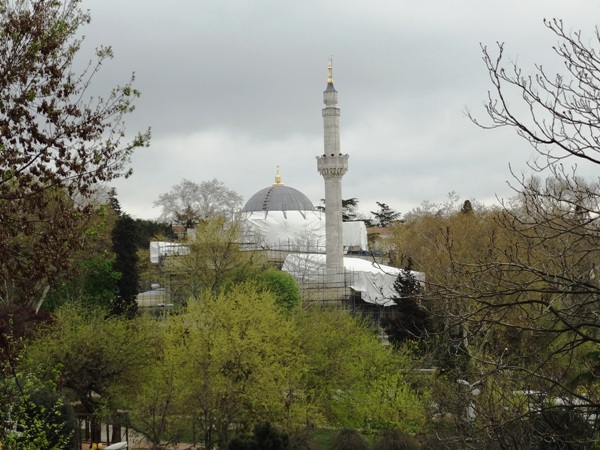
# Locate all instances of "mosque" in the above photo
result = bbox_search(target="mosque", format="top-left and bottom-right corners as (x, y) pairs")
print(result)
(142, 61), (420, 309)
(237, 60), (418, 306)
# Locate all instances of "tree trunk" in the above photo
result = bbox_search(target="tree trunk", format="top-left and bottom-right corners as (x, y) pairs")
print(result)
(111, 417), (122, 443)
(90, 416), (102, 445)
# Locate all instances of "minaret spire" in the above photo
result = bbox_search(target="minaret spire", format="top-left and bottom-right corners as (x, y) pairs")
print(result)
(327, 57), (333, 84)
(317, 59), (349, 287)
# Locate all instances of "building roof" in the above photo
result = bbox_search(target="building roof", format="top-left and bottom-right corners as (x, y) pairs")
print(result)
(242, 185), (316, 212)
(242, 168), (316, 213)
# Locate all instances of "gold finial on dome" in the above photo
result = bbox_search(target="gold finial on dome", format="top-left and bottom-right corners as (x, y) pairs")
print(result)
(327, 57), (333, 84)
(273, 166), (285, 186)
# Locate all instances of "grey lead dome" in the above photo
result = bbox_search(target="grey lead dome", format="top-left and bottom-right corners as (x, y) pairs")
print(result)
(242, 185), (316, 213)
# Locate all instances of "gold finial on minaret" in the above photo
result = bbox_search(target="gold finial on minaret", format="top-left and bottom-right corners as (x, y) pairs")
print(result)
(327, 57), (333, 84)
(273, 165), (285, 186)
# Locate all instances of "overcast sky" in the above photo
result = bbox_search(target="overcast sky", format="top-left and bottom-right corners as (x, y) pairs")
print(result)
(78, 0), (600, 220)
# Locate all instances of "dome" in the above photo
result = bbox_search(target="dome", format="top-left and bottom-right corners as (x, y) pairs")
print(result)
(242, 168), (316, 213)
(242, 185), (316, 212)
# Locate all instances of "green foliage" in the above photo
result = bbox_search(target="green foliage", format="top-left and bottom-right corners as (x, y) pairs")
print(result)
(133, 217), (175, 249)
(317, 197), (366, 222)
(383, 262), (430, 351)
(166, 283), (303, 448)
(128, 336), (181, 450)
(21, 382), (78, 449)
(256, 267), (301, 312)
(24, 304), (160, 441)
(110, 186), (175, 249)
(20, 286), (429, 449)
(43, 255), (120, 311)
(112, 213), (139, 317)
(228, 422), (290, 450)
(0, 371), (76, 450)
(81, 257), (121, 304)
(370, 202), (401, 227)
(129, 291), (431, 447)
(163, 217), (258, 299)
(310, 429), (335, 449)
(296, 308), (430, 432)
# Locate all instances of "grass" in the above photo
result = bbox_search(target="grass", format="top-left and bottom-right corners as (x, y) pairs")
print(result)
(311, 429), (335, 449)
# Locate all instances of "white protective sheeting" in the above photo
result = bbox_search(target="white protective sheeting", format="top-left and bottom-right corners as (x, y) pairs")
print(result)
(343, 221), (369, 252)
(241, 212), (369, 252)
(149, 241), (190, 264)
(136, 288), (167, 307)
(282, 253), (424, 306)
(241, 210), (326, 252)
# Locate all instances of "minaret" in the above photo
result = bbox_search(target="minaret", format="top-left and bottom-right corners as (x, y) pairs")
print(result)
(317, 59), (349, 285)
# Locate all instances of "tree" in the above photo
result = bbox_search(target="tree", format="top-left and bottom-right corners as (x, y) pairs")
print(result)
(128, 336), (180, 450)
(317, 197), (366, 222)
(167, 283), (303, 449)
(0, 305), (72, 449)
(133, 217), (176, 249)
(24, 304), (159, 444)
(469, 19), (600, 170)
(108, 188), (174, 302)
(431, 19), (600, 447)
(43, 255), (121, 311)
(0, 0), (150, 308)
(385, 202), (525, 441)
(41, 192), (122, 312)
(295, 308), (429, 432)
(42, 189), (146, 314)
(162, 217), (258, 300)
(111, 212), (139, 317)
(154, 178), (243, 226)
(0, 371), (77, 450)
(370, 202), (401, 227)
(388, 200), (510, 369)
(460, 199), (473, 215)
(382, 259), (431, 351)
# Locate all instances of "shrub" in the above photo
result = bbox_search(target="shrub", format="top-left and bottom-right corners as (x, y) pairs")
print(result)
(228, 422), (290, 450)
(373, 430), (420, 450)
(529, 408), (596, 450)
(257, 267), (301, 312)
(330, 429), (370, 450)
(289, 429), (321, 450)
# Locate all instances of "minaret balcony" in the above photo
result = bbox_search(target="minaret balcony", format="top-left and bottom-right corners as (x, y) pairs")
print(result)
(316, 154), (349, 177)
(322, 107), (340, 117)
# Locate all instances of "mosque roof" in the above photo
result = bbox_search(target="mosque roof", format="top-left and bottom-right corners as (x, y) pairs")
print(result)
(242, 168), (316, 213)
